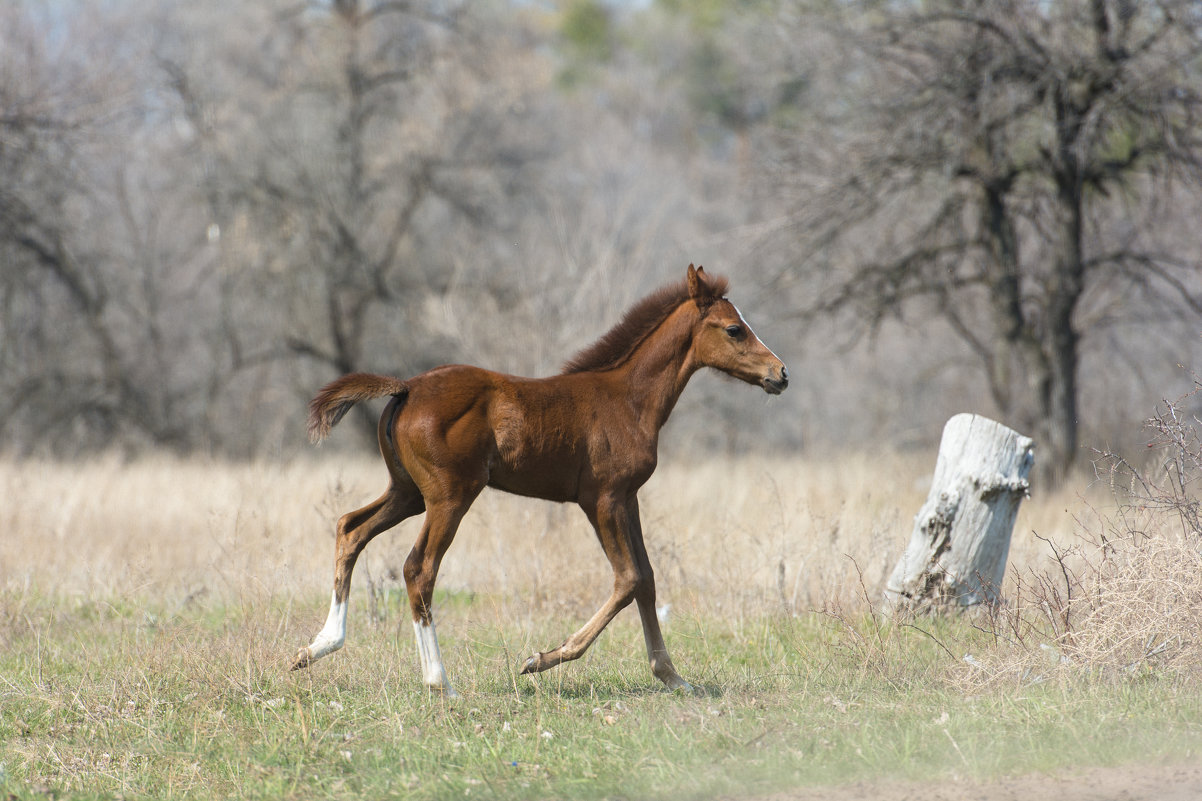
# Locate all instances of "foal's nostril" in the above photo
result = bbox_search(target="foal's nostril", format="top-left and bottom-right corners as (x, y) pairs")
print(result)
(780, 366), (789, 386)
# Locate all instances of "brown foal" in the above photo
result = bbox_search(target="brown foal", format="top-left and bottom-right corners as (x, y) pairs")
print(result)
(292, 265), (788, 695)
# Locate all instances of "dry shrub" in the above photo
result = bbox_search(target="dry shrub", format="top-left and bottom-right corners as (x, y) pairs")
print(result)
(960, 385), (1202, 687)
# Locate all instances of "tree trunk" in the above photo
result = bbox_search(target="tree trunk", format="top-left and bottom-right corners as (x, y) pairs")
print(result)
(883, 414), (1034, 615)
(1043, 158), (1085, 485)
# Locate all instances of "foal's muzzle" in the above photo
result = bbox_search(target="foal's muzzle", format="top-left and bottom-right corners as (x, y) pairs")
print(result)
(762, 365), (789, 395)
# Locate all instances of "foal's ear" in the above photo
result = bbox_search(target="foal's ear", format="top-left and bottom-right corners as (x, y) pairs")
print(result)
(686, 264), (715, 312)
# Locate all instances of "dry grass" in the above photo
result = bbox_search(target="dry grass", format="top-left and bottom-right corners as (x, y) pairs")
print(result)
(0, 450), (1093, 618)
(3, 446), (1195, 689)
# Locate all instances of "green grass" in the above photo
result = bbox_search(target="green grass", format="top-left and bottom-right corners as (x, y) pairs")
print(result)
(1, 591), (1199, 800)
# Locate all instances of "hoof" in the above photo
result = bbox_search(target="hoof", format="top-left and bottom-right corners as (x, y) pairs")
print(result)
(519, 653), (541, 675)
(290, 648), (312, 671)
(427, 685), (460, 700)
(659, 674), (696, 694)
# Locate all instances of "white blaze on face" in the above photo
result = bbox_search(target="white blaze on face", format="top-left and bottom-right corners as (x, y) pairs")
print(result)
(305, 591), (347, 662)
(413, 619), (457, 697)
(731, 303), (784, 364)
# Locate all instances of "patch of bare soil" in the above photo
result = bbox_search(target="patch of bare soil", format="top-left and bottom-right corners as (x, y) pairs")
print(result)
(742, 763), (1202, 801)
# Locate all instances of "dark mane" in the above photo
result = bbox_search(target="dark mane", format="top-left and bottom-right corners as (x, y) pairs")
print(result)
(561, 272), (729, 375)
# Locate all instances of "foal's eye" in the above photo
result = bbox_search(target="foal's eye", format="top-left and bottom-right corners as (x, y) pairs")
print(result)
(724, 324), (744, 339)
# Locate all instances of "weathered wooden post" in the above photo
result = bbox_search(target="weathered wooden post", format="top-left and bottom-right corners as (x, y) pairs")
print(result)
(883, 414), (1034, 615)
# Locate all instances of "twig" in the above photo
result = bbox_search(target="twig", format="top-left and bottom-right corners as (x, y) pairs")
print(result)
(901, 621), (958, 660)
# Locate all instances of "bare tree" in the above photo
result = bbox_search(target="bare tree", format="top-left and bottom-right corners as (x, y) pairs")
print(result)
(154, 0), (545, 445)
(0, 4), (216, 452)
(773, 0), (1202, 482)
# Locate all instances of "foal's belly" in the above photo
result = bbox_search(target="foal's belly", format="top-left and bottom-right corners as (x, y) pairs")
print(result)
(487, 458), (580, 504)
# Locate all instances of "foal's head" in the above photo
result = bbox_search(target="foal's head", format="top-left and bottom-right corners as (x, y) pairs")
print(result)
(686, 264), (789, 394)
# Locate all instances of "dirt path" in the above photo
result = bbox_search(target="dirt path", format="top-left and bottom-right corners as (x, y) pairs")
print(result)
(744, 764), (1202, 801)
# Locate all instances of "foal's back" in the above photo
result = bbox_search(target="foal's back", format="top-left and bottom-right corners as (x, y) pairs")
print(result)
(393, 364), (632, 504)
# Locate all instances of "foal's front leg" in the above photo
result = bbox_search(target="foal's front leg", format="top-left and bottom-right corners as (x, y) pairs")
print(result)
(625, 499), (693, 692)
(520, 493), (691, 691)
(519, 494), (638, 675)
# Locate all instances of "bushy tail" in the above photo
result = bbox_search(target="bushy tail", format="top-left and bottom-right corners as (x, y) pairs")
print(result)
(307, 372), (408, 443)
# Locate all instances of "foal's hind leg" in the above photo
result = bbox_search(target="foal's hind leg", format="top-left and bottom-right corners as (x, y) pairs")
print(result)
(292, 484), (423, 670)
(402, 483), (484, 697)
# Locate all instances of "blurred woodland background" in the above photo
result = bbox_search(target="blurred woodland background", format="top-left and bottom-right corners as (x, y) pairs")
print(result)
(3, 0), (1202, 483)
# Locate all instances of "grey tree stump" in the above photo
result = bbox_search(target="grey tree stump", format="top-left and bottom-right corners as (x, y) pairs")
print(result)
(883, 414), (1035, 615)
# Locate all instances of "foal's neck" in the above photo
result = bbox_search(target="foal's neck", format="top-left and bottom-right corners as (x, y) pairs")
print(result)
(619, 304), (699, 433)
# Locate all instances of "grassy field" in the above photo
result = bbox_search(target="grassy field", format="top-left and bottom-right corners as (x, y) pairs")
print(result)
(1, 454), (1200, 799)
